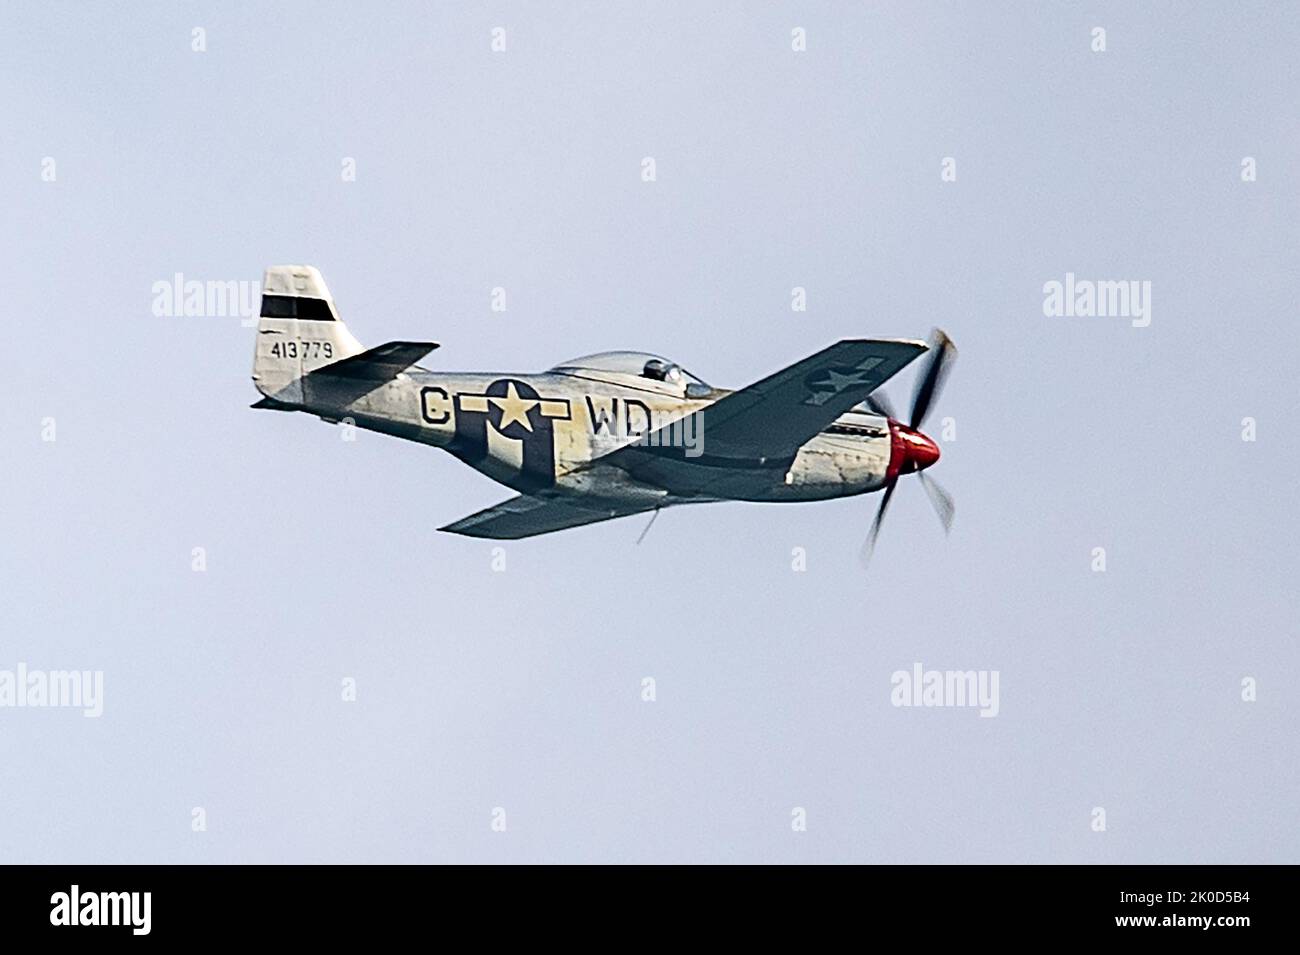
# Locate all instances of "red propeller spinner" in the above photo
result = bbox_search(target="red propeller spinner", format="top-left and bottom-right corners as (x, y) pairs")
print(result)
(888, 421), (942, 478)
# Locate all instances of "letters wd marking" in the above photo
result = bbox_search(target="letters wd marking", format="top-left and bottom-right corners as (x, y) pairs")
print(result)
(583, 396), (652, 436)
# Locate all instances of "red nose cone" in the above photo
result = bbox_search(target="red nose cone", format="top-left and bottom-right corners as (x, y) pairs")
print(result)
(891, 423), (941, 474)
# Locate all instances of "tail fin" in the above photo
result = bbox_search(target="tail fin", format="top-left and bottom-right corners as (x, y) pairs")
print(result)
(251, 265), (364, 404)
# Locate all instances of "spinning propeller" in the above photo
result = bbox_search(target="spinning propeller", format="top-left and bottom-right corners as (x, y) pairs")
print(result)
(861, 328), (957, 564)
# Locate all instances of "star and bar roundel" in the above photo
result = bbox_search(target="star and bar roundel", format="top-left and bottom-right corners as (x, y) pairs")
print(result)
(426, 379), (572, 489)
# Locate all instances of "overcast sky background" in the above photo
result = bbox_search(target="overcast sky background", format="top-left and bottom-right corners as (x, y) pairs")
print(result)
(1, 2), (1296, 863)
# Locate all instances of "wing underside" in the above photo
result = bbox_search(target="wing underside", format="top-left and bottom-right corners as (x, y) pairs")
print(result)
(439, 493), (661, 540)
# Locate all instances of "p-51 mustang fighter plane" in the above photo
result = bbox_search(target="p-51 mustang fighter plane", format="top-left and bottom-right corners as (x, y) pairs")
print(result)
(250, 266), (956, 555)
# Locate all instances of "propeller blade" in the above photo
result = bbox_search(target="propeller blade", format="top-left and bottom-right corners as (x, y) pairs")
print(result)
(908, 328), (957, 430)
(917, 471), (955, 534)
(864, 390), (898, 420)
(860, 479), (898, 566)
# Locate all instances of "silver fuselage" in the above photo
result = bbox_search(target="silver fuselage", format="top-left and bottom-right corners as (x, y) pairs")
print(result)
(296, 367), (893, 508)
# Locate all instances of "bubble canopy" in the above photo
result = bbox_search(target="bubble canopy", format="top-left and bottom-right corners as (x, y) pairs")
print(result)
(549, 350), (710, 389)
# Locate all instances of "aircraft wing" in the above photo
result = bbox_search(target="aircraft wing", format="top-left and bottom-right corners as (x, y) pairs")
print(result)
(618, 338), (927, 466)
(439, 493), (661, 539)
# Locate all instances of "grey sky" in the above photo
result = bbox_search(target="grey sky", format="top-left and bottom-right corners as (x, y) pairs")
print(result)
(1, 2), (1296, 863)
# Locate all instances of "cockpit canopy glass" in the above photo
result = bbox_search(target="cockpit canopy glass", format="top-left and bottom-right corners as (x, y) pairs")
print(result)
(550, 351), (710, 392)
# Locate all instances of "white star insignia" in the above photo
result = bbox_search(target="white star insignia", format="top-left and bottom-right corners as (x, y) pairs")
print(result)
(819, 369), (872, 392)
(489, 382), (538, 432)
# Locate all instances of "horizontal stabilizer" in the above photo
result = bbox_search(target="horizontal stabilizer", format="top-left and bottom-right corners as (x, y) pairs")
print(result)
(250, 396), (296, 411)
(311, 341), (438, 381)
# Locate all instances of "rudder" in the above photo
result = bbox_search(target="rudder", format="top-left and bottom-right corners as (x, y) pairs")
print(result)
(251, 265), (364, 404)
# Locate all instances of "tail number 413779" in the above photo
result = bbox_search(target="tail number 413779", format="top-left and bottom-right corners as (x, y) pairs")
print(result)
(269, 340), (334, 359)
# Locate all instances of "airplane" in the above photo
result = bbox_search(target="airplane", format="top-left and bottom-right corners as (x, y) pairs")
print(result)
(250, 265), (956, 555)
